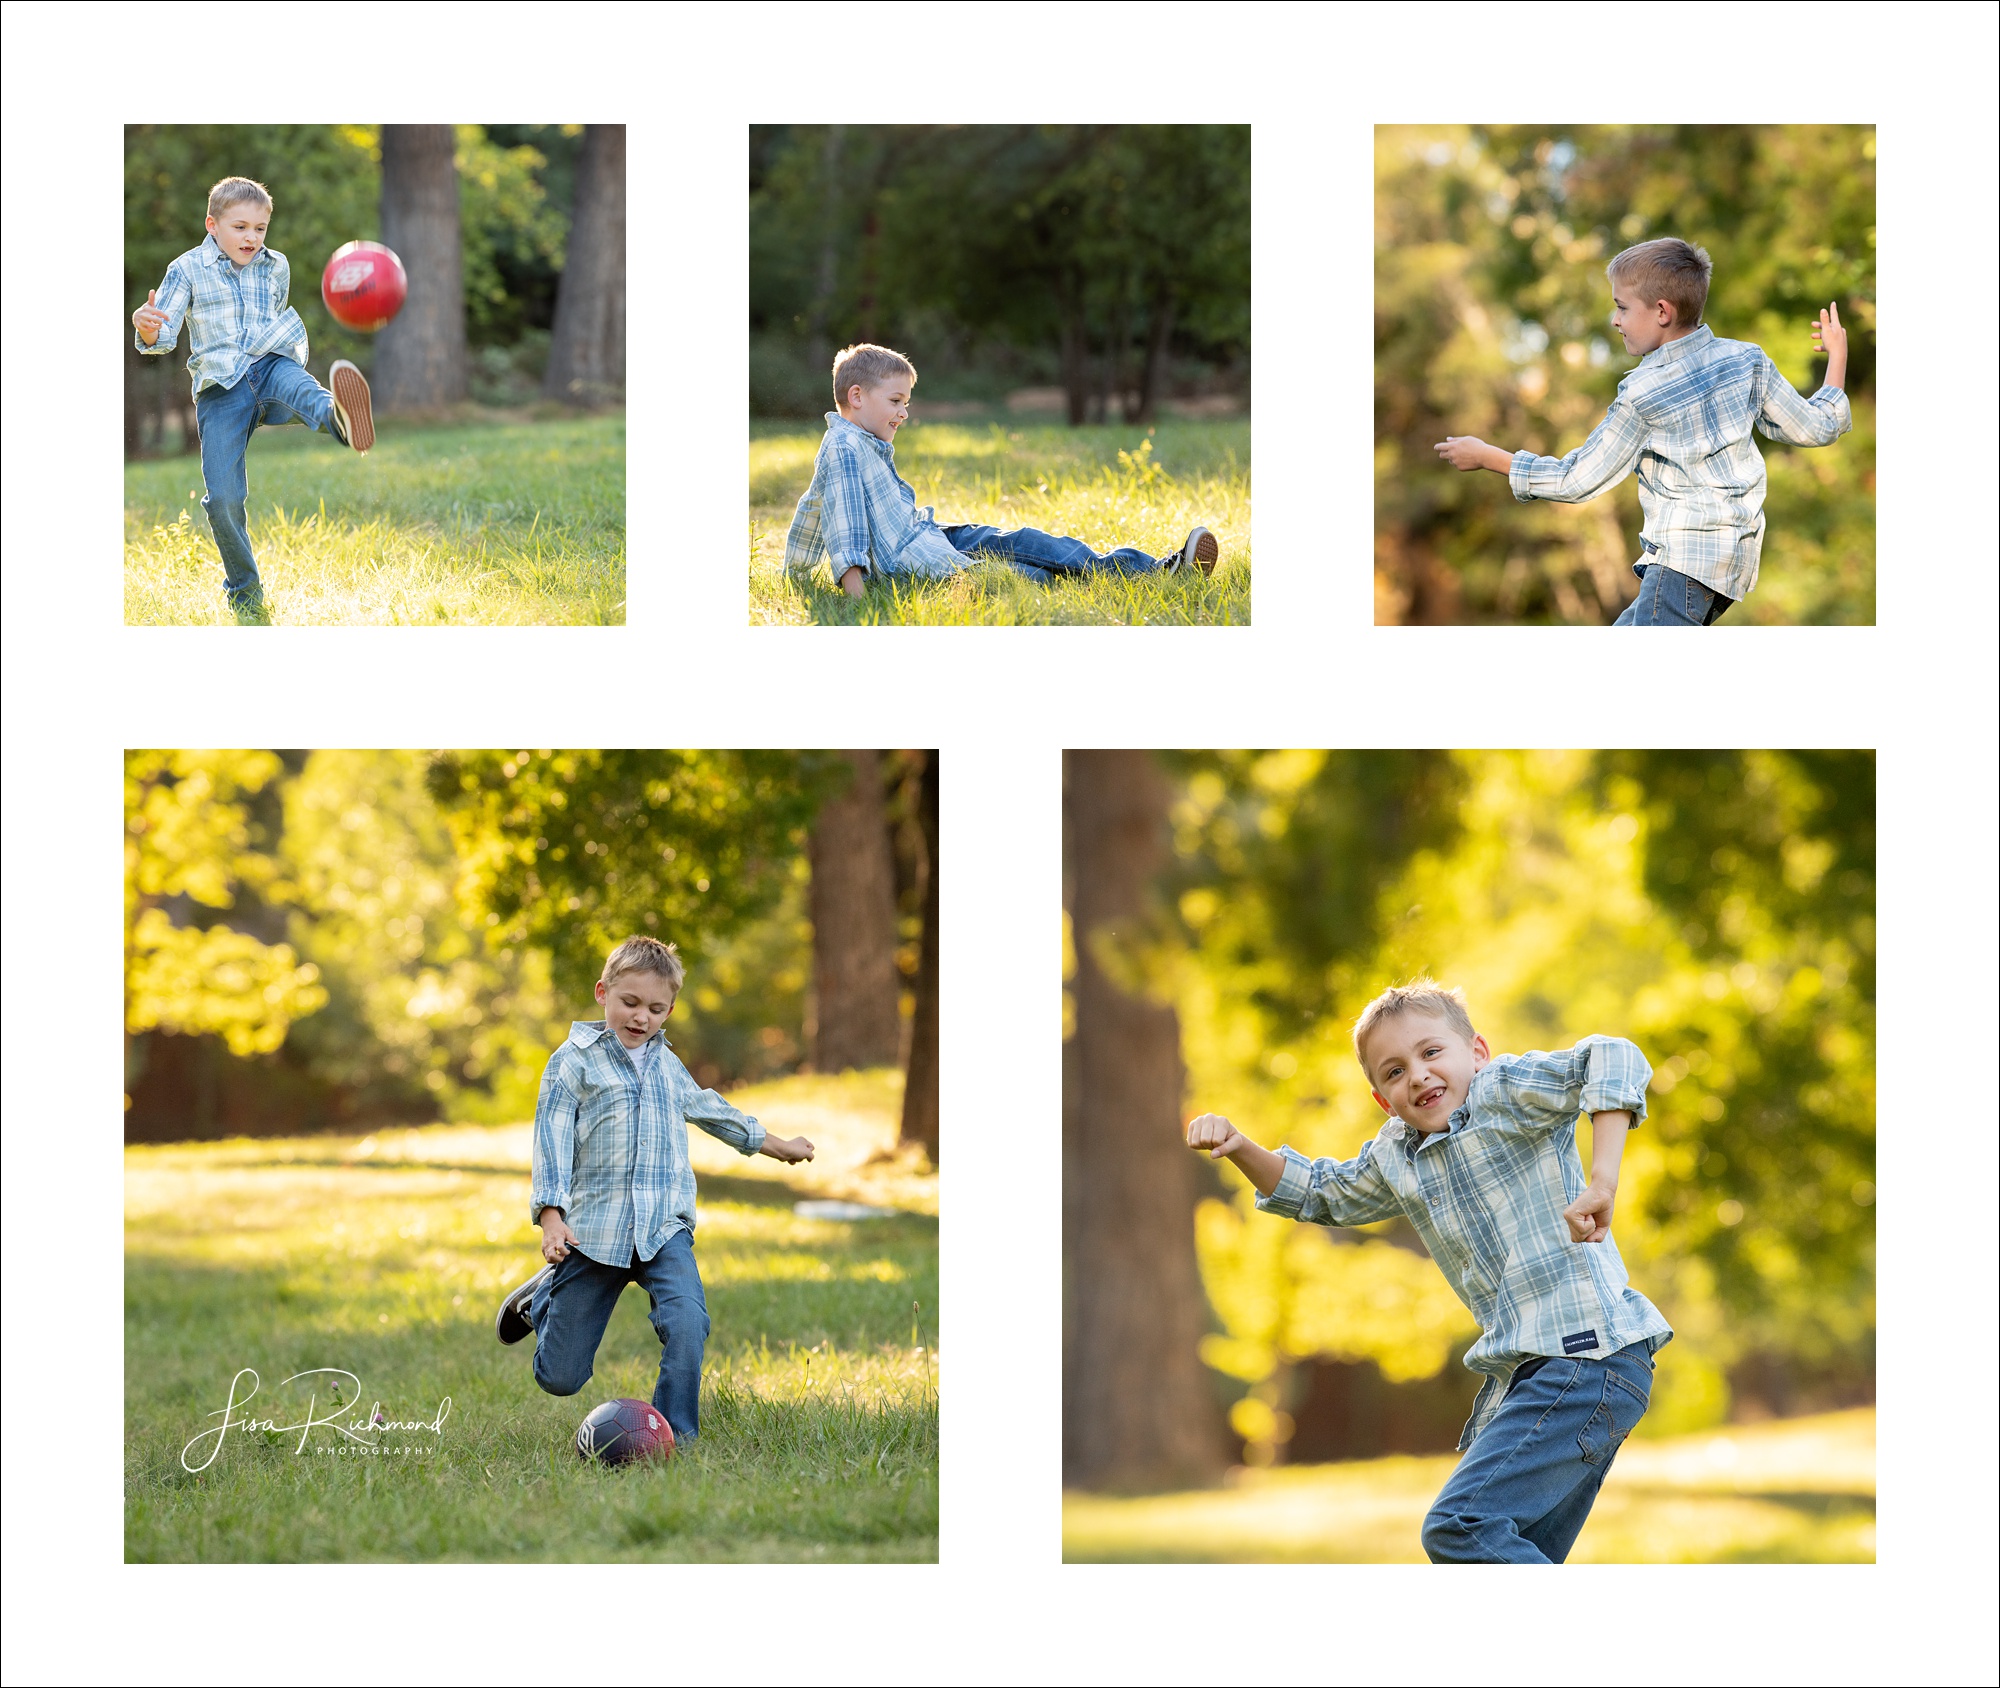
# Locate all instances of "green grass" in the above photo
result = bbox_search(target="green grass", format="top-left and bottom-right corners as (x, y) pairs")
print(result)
(125, 412), (625, 625)
(1063, 1407), (1875, 1563)
(125, 1071), (936, 1561)
(749, 415), (1251, 625)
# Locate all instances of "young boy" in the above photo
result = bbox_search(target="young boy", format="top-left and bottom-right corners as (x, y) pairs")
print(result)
(1185, 981), (1671, 1564)
(1433, 237), (1852, 626)
(784, 342), (1220, 596)
(494, 936), (816, 1443)
(132, 176), (376, 620)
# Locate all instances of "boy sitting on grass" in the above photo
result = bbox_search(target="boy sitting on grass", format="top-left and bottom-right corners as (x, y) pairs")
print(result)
(1434, 237), (1852, 626)
(132, 175), (376, 623)
(1185, 981), (1672, 1564)
(784, 342), (1219, 596)
(495, 936), (816, 1444)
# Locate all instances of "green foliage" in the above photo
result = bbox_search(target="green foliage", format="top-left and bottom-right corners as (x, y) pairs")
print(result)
(750, 126), (1249, 420)
(1153, 751), (1874, 1447)
(426, 750), (845, 1014)
(749, 418), (1251, 626)
(125, 751), (326, 1058)
(123, 416), (626, 626)
(1374, 125), (1875, 623)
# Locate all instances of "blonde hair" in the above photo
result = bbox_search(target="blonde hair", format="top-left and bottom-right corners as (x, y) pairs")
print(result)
(1352, 979), (1477, 1074)
(206, 176), (273, 221)
(832, 343), (916, 410)
(1607, 237), (1712, 329)
(600, 935), (685, 994)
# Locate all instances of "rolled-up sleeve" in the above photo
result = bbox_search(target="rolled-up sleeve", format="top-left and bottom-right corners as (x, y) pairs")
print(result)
(1485, 1036), (1653, 1132)
(1754, 354), (1852, 447)
(1255, 1141), (1404, 1226)
(680, 1071), (766, 1156)
(529, 1052), (579, 1223)
(137, 260), (191, 356)
(1509, 399), (1646, 504)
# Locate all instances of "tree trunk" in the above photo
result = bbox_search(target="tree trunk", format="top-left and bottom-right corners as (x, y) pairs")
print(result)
(1130, 290), (1176, 425)
(1063, 750), (1225, 1491)
(899, 750), (939, 1163)
(803, 125), (845, 382)
(808, 749), (903, 1071)
(544, 123), (626, 405)
(376, 125), (469, 412)
(1062, 284), (1090, 427)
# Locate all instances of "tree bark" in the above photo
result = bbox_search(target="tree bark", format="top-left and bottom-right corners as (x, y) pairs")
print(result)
(802, 124), (845, 383)
(376, 125), (469, 412)
(808, 749), (903, 1072)
(899, 750), (939, 1163)
(1063, 750), (1225, 1491)
(544, 123), (626, 405)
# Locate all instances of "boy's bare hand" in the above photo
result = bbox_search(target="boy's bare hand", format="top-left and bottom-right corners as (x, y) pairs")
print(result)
(838, 566), (867, 599)
(1563, 1182), (1616, 1243)
(540, 1211), (579, 1264)
(1810, 301), (1846, 363)
(1185, 1112), (1250, 1160)
(133, 289), (166, 345)
(1434, 436), (1508, 473)
(763, 1133), (815, 1163)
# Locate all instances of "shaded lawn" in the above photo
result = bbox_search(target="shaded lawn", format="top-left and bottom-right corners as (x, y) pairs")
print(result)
(124, 412), (625, 625)
(748, 415), (1251, 626)
(125, 1071), (936, 1562)
(1063, 1407), (1875, 1562)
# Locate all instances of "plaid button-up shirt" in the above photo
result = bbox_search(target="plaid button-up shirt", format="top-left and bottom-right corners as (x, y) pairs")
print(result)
(136, 234), (310, 397)
(530, 1022), (765, 1265)
(1259, 1036), (1672, 1449)
(1508, 325), (1852, 601)
(783, 412), (966, 582)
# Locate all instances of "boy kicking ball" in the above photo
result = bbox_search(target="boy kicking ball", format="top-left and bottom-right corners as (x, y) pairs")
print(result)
(1186, 981), (1672, 1563)
(132, 175), (375, 623)
(495, 937), (816, 1445)
(785, 343), (1220, 595)
(1435, 237), (1852, 625)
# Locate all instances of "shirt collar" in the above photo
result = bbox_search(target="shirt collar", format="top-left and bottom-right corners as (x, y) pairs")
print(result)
(825, 410), (895, 458)
(200, 231), (269, 271)
(568, 1020), (672, 1052)
(1639, 324), (1713, 370)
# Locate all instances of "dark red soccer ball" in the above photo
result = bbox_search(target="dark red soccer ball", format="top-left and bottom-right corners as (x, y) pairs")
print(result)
(575, 1398), (674, 1465)
(320, 240), (407, 332)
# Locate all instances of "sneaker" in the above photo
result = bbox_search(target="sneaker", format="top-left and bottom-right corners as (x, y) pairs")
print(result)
(495, 1265), (550, 1345)
(328, 360), (375, 453)
(1164, 525), (1220, 577)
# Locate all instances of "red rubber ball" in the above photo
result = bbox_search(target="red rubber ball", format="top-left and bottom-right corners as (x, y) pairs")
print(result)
(321, 240), (407, 332)
(575, 1398), (675, 1466)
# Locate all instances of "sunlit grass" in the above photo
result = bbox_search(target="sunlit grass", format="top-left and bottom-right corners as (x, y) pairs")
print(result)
(124, 413), (625, 625)
(125, 1071), (935, 1561)
(748, 416), (1251, 625)
(1062, 1407), (1874, 1562)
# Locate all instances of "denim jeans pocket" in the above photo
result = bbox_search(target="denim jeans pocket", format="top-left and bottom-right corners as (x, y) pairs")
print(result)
(1579, 1367), (1651, 1465)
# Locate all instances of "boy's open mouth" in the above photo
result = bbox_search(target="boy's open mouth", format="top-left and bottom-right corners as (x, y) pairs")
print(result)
(1416, 1086), (1446, 1109)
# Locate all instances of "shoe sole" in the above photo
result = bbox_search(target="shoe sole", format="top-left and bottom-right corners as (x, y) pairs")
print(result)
(1191, 529), (1219, 576)
(495, 1265), (550, 1344)
(330, 362), (374, 453)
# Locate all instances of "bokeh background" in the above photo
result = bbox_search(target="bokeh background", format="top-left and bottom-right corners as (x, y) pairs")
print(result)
(1375, 125), (1875, 626)
(125, 749), (936, 1147)
(1064, 749), (1875, 1562)
(748, 125), (1253, 626)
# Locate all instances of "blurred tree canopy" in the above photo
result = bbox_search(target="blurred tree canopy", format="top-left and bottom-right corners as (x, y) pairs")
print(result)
(125, 124), (584, 453)
(1067, 750), (1875, 1473)
(1375, 125), (1875, 625)
(750, 125), (1249, 423)
(124, 750), (928, 1142)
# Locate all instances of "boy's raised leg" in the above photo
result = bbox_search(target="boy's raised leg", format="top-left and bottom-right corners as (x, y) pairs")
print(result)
(524, 1249), (627, 1398)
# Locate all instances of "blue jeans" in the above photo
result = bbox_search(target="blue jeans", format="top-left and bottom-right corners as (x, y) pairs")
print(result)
(1614, 561), (1734, 626)
(939, 522), (1166, 586)
(527, 1229), (711, 1441)
(193, 353), (339, 603)
(1422, 1343), (1655, 1563)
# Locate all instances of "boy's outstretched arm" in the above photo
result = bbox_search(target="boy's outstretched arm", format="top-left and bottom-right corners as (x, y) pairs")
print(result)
(1185, 1113), (1287, 1196)
(1562, 1109), (1631, 1242)
(1434, 437), (1516, 474)
(1756, 302), (1853, 446)
(1444, 400), (1648, 505)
